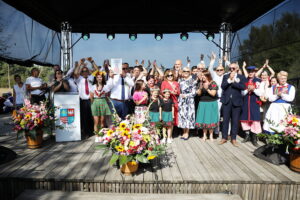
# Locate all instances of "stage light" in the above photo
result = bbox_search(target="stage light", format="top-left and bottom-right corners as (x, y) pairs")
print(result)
(82, 33), (90, 40)
(155, 33), (163, 41)
(180, 32), (189, 41)
(206, 33), (215, 41)
(107, 33), (115, 40)
(129, 33), (137, 41)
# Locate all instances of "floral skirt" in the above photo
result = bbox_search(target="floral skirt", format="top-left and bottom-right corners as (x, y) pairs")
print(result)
(195, 101), (219, 129)
(91, 98), (111, 116)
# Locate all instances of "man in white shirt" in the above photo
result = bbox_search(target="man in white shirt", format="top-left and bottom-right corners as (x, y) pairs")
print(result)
(25, 68), (47, 104)
(74, 58), (98, 138)
(107, 63), (134, 119)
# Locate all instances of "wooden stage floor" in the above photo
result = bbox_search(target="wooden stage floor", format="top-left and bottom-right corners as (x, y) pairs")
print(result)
(0, 132), (300, 200)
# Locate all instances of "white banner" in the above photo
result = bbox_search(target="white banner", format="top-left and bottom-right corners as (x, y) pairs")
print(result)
(54, 93), (81, 142)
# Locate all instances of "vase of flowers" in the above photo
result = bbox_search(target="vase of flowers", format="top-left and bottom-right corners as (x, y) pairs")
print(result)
(258, 114), (300, 172)
(13, 99), (55, 149)
(95, 115), (165, 175)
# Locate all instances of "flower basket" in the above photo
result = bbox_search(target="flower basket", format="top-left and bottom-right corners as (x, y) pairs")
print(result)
(258, 114), (300, 170)
(95, 114), (165, 175)
(120, 161), (139, 175)
(25, 129), (43, 149)
(12, 99), (57, 149)
(290, 149), (300, 173)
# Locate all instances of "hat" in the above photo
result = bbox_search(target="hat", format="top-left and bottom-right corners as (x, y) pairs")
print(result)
(247, 66), (256, 70)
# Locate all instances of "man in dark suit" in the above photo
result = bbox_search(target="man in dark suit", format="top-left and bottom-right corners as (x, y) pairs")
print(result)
(219, 63), (247, 147)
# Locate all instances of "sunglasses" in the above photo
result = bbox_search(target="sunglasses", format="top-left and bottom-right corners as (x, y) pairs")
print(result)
(167, 75), (173, 77)
(229, 68), (236, 71)
(216, 69), (224, 72)
(183, 70), (190, 73)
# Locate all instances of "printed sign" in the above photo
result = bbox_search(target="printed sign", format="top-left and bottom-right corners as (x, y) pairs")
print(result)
(110, 58), (122, 74)
(54, 93), (81, 142)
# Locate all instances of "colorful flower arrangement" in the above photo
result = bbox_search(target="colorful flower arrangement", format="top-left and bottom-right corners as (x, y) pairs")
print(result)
(12, 99), (55, 139)
(259, 114), (300, 151)
(96, 115), (165, 167)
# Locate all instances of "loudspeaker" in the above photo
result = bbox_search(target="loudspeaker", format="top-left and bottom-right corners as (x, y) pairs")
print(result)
(0, 146), (17, 165)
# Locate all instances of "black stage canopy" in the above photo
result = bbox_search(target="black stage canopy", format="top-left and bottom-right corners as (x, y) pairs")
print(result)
(3, 0), (284, 33)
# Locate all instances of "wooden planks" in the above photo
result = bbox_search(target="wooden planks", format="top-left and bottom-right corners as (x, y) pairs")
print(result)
(0, 135), (300, 199)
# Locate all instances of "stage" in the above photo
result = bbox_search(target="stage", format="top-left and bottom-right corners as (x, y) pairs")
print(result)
(0, 129), (300, 199)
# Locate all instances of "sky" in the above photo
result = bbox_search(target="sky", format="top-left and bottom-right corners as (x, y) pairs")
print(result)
(72, 33), (220, 69)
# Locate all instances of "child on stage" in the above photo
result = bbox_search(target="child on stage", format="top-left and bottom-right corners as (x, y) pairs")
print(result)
(133, 80), (148, 124)
(160, 89), (174, 144)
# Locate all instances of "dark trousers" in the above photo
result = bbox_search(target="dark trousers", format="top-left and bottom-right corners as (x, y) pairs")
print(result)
(80, 99), (94, 138)
(30, 94), (46, 105)
(112, 99), (129, 120)
(221, 100), (241, 140)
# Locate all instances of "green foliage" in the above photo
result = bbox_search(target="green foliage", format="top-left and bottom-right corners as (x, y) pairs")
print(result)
(0, 61), (53, 88)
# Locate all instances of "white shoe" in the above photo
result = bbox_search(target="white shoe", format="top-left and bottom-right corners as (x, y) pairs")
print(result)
(167, 138), (173, 144)
(161, 138), (166, 144)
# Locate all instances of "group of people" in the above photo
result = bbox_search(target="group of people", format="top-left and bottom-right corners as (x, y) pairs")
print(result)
(11, 54), (296, 147)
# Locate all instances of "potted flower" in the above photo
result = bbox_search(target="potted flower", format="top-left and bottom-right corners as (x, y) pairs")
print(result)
(12, 99), (55, 149)
(258, 114), (300, 172)
(95, 115), (165, 175)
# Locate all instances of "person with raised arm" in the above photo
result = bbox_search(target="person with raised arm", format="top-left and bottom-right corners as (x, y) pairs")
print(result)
(255, 59), (275, 79)
(73, 58), (97, 139)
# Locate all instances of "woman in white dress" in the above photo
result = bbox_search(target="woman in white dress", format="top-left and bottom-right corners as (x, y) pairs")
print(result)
(263, 71), (296, 133)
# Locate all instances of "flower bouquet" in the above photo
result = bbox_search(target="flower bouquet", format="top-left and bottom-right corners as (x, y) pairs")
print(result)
(257, 114), (300, 170)
(12, 99), (56, 148)
(259, 114), (300, 150)
(95, 115), (165, 174)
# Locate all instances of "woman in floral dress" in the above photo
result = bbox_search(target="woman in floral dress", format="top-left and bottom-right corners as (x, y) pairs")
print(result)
(178, 67), (197, 139)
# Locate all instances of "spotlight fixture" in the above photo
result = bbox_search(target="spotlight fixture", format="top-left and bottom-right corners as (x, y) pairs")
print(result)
(129, 33), (137, 41)
(206, 32), (215, 41)
(107, 33), (115, 40)
(82, 33), (90, 40)
(155, 33), (163, 41)
(180, 32), (189, 41)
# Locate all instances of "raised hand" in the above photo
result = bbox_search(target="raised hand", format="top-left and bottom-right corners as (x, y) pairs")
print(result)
(187, 56), (191, 63)
(264, 59), (269, 67)
(80, 58), (85, 65)
(141, 60), (145, 66)
(86, 57), (93, 62)
(242, 61), (246, 67)
(200, 54), (204, 61)
(211, 52), (216, 60)
(135, 59), (139, 65)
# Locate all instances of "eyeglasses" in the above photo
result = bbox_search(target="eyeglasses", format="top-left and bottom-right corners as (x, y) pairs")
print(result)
(166, 75), (173, 77)
(122, 68), (128, 70)
(183, 71), (190, 73)
(82, 70), (88, 72)
(229, 68), (236, 71)
(216, 69), (224, 72)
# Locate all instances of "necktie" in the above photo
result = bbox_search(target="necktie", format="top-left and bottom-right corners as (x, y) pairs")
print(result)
(85, 78), (89, 95)
(121, 77), (125, 100)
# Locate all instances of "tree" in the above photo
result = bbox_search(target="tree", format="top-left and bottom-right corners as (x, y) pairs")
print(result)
(238, 12), (300, 78)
